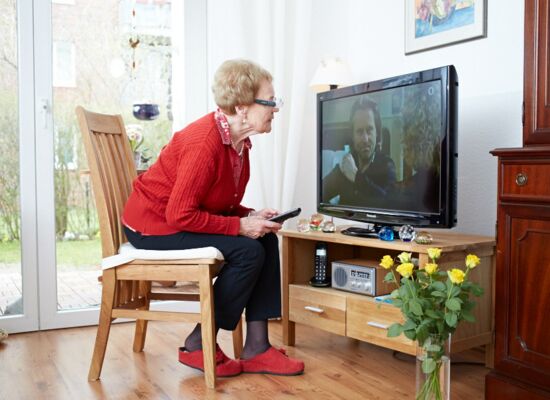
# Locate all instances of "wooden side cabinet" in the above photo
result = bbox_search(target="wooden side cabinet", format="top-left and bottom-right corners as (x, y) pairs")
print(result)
(524, 0), (550, 145)
(486, 148), (550, 399)
(280, 229), (495, 365)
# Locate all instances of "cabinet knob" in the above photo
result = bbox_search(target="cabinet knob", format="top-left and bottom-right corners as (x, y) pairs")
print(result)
(515, 172), (528, 186)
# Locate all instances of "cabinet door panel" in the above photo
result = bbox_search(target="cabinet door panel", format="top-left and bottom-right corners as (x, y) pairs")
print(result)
(497, 205), (550, 390)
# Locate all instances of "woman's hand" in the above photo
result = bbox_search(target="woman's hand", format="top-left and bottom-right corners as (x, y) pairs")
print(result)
(239, 216), (282, 239)
(249, 208), (279, 219)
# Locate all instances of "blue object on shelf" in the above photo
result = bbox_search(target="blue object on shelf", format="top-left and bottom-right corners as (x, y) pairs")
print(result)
(378, 226), (395, 241)
(374, 294), (393, 304)
(133, 103), (160, 121)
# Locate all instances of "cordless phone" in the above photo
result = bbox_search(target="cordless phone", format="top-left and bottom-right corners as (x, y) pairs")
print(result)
(310, 242), (330, 287)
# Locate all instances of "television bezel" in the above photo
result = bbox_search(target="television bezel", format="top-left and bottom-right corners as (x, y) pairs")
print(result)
(316, 65), (458, 228)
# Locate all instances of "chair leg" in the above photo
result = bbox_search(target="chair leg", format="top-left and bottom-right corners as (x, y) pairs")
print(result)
(199, 265), (216, 389)
(88, 269), (116, 381)
(133, 281), (151, 353)
(232, 317), (244, 359)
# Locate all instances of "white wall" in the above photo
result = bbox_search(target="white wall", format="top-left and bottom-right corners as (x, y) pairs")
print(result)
(197, 1), (524, 236)
(293, 0), (524, 236)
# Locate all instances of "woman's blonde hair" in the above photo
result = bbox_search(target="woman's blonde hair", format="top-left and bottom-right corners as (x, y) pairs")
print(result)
(212, 59), (272, 114)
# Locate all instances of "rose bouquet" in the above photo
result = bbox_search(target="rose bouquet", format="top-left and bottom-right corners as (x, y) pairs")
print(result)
(379, 249), (483, 400)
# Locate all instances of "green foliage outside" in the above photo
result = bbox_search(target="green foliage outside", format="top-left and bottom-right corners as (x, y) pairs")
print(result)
(0, 0), (174, 245)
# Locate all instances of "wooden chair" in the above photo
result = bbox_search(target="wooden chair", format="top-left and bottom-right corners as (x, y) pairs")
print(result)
(76, 106), (243, 389)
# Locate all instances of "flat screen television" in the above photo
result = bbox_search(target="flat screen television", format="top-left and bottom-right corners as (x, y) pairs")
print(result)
(317, 65), (458, 232)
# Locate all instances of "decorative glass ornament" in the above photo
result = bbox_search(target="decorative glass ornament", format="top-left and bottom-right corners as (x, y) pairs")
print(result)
(398, 224), (417, 242)
(378, 226), (395, 241)
(133, 103), (160, 121)
(415, 231), (434, 245)
(309, 213), (324, 231)
(296, 218), (310, 233)
(321, 218), (336, 233)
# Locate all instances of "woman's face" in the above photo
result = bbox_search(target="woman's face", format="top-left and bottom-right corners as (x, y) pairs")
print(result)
(352, 108), (377, 162)
(246, 79), (279, 133)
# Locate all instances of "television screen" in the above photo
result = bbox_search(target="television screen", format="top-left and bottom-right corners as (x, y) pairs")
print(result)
(318, 65), (457, 228)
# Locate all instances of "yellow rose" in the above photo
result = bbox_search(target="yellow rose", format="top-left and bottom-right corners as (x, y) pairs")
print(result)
(424, 263), (438, 275)
(396, 262), (414, 278)
(465, 254), (480, 269)
(427, 248), (442, 260)
(379, 255), (394, 270)
(397, 252), (412, 263)
(447, 268), (465, 284)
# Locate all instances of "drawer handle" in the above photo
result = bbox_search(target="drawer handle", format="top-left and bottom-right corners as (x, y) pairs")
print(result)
(367, 321), (389, 330)
(515, 173), (528, 186)
(304, 305), (324, 314)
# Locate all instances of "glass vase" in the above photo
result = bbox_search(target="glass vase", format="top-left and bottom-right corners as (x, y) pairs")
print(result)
(133, 151), (142, 169)
(416, 334), (450, 400)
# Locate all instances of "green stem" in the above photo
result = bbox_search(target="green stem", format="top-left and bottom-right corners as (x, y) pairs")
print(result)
(405, 278), (417, 300)
(391, 269), (400, 288)
(417, 352), (446, 400)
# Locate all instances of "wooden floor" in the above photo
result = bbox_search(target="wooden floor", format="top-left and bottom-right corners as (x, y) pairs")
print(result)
(0, 320), (487, 399)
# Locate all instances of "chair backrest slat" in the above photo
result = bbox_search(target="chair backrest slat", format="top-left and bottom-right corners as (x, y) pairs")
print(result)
(76, 106), (137, 257)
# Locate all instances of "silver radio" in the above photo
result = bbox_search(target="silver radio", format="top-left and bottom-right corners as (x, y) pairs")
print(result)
(331, 259), (394, 297)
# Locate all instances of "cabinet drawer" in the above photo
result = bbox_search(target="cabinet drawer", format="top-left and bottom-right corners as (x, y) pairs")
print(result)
(289, 285), (346, 336)
(347, 297), (414, 354)
(501, 163), (550, 200)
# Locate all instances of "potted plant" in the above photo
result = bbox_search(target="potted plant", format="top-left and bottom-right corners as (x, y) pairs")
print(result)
(379, 249), (483, 400)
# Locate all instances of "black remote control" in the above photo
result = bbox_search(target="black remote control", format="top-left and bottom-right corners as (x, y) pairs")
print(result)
(268, 207), (301, 223)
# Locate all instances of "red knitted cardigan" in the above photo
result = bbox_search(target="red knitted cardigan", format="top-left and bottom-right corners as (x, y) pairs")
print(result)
(122, 112), (252, 236)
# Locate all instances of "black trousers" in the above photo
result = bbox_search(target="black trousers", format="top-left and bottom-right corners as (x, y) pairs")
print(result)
(124, 227), (281, 331)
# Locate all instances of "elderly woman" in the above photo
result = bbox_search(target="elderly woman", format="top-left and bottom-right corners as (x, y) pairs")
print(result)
(122, 59), (304, 377)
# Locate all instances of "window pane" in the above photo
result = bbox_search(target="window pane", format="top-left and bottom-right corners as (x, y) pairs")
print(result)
(52, 0), (174, 310)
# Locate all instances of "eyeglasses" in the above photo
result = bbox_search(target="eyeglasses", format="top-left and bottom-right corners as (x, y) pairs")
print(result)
(254, 97), (284, 108)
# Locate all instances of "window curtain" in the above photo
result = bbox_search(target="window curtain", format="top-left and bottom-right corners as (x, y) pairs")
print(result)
(206, 0), (313, 212)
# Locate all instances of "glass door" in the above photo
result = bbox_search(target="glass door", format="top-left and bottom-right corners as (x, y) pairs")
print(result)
(0, 0), (39, 333)
(36, 0), (177, 329)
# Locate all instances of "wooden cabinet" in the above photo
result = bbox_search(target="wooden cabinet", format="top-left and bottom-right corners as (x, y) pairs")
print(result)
(486, 0), (550, 397)
(486, 149), (550, 398)
(524, 0), (550, 145)
(280, 229), (495, 363)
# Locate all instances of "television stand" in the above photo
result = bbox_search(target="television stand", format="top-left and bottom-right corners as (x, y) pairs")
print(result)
(280, 228), (496, 367)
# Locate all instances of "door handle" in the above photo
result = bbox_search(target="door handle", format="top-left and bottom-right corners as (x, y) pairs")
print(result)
(40, 99), (50, 129)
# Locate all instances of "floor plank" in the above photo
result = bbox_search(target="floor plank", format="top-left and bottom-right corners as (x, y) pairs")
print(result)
(0, 321), (487, 399)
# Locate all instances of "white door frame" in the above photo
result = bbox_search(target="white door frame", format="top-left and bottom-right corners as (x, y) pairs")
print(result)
(0, 0), (40, 334)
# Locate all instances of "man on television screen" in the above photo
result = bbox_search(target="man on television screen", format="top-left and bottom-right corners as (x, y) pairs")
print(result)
(322, 97), (396, 207)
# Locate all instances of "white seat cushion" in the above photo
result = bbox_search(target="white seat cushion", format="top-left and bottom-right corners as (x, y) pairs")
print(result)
(101, 242), (224, 270)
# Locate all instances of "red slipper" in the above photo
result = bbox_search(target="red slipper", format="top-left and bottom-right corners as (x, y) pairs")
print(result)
(240, 347), (304, 376)
(178, 344), (242, 377)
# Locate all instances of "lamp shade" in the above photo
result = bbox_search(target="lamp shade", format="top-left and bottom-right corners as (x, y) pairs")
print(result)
(310, 57), (353, 92)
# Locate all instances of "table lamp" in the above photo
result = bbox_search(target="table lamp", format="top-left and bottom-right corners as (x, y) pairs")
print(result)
(310, 57), (353, 92)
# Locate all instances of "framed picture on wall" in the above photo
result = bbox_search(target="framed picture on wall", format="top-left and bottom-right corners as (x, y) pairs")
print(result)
(405, 0), (487, 54)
